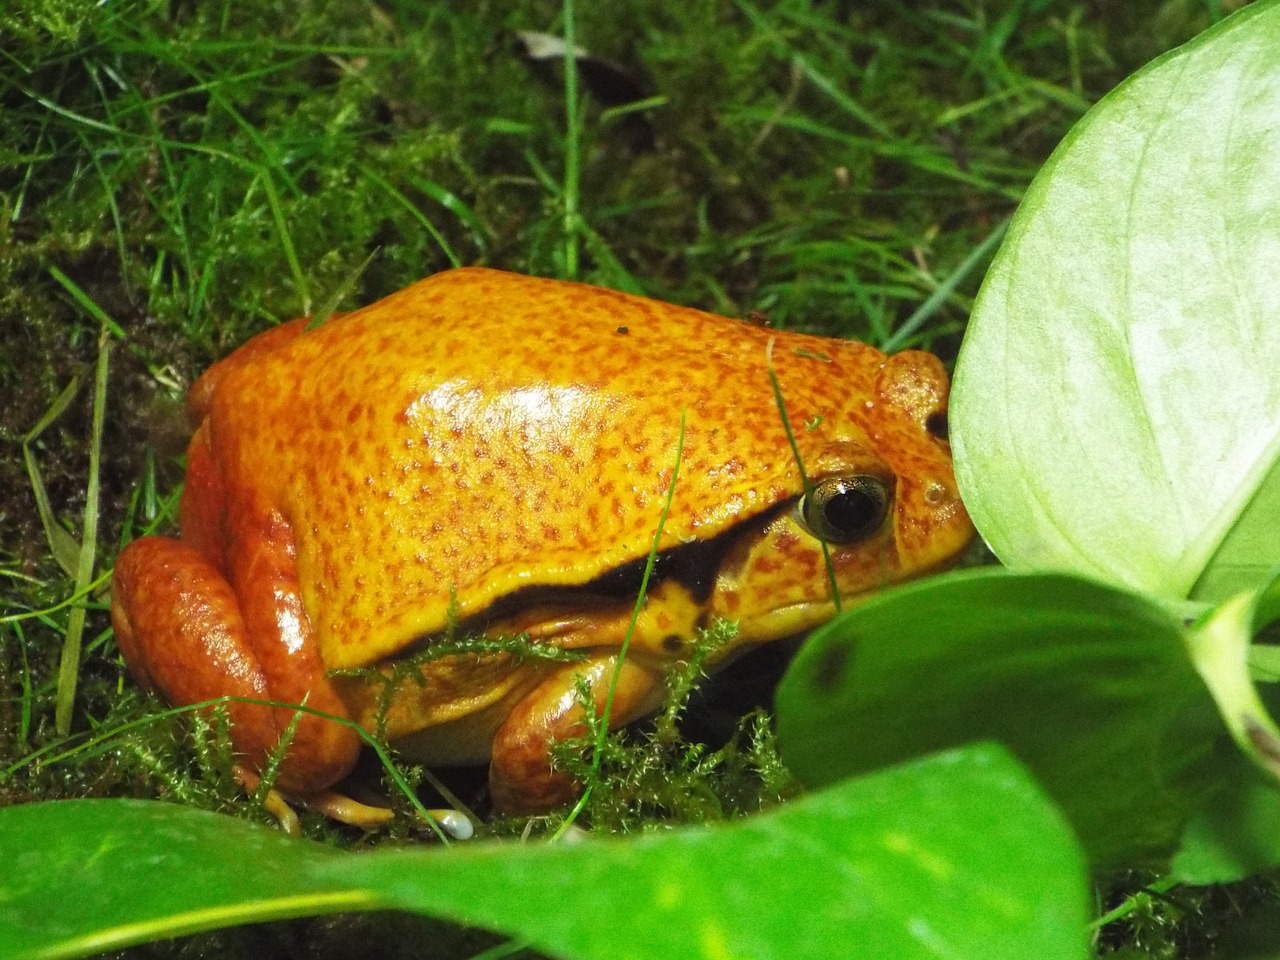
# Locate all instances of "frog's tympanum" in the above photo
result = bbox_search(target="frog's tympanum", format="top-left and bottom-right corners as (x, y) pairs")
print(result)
(111, 267), (973, 821)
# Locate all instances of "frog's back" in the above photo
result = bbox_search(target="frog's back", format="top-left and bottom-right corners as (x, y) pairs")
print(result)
(204, 268), (905, 669)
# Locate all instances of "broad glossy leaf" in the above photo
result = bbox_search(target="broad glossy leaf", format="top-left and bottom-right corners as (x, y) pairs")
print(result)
(1172, 754), (1280, 885)
(775, 569), (1223, 869)
(0, 745), (1087, 960)
(951, 0), (1280, 600)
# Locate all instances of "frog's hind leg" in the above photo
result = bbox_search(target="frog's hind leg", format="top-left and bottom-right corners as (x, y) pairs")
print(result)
(111, 536), (361, 806)
(488, 654), (665, 814)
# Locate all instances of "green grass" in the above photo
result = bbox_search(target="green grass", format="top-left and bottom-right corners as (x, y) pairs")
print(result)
(0, 0), (1264, 957)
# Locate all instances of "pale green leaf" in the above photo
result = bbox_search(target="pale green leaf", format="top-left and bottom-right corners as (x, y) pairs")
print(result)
(951, 0), (1280, 600)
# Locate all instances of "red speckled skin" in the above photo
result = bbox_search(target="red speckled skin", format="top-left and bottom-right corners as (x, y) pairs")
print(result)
(111, 267), (973, 815)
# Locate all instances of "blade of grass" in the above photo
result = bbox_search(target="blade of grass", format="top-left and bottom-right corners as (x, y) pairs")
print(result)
(22, 374), (85, 576)
(22, 446), (82, 577)
(257, 168), (310, 313)
(599, 94), (668, 123)
(48, 266), (127, 338)
(74, 125), (131, 274)
(561, 0), (580, 278)
(732, 108), (1026, 199)
(409, 175), (489, 257)
(13, 78), (125, 135)
(882, 216), (1009, 352)
(734, 0), (894, 140)
(305, 248), (381, 331)
(6, 623), (35, 748)
(359, 165), (463, 268)
(0, 572), (114, 628)
(55, 327), (110, 735)
(766, 341), (841, 614)
(11, 111), (53, 220)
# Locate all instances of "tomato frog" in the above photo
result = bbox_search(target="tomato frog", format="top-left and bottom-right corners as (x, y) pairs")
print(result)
(111, 267), (973, 825)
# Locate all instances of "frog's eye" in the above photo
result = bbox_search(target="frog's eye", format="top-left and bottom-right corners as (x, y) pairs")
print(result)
(798, 475), (890, 545)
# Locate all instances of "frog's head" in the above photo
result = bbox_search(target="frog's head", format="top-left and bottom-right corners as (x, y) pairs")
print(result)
(700, 345), (973, 647)
(474, 342), (974, 663)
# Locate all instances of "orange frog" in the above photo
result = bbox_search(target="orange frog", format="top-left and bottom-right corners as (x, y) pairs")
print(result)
(111, 267), (973, 823)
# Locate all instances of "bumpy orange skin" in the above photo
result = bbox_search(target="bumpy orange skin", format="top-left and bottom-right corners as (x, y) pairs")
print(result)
(111, 267), (973, 815)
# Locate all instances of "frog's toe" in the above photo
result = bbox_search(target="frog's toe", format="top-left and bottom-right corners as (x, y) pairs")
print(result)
(301, 788), (394, 829)
(235, 765), (474, 838)
(233, 764), (302, 835)
(306, 791), (474, 839)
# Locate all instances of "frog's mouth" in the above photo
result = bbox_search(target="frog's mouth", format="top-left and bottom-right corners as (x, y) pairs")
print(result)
(464, 526), (743, 651)
(489, 499), (803, 616)
(400, 491), (906, 666)
(394, 500), (804, 661)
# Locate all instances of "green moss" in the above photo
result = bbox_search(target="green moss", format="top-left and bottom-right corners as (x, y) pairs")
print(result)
(547, 620), (797, 834)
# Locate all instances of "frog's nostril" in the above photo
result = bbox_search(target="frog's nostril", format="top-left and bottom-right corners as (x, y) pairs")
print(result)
(925, 411), (949, 440)
(923, 480), (949, 506)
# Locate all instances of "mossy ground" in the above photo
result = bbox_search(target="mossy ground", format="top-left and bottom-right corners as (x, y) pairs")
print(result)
(0, 1), (1266, 957)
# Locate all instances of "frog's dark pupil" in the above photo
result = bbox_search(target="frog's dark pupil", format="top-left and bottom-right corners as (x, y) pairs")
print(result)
(800, 475), (889, 544)
(925, 411), (949, 440)
(825, 487), (878, 535)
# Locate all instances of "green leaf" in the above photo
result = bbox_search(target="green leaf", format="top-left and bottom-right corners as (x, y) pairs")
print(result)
(775, 569), (1223, 869)
(950, 0), (1280, 600)
(1170, 570), (1280, 883)
(1193, 465), (1280, 602)
(1172, 755), (1280, 885)
(0, 745), (1088, 960)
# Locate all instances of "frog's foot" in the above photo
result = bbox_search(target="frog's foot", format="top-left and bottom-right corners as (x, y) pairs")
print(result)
(306, 790), (475, 839)
(234, 764), (391, 833)
(234, 765), (473, 839)
(489, 655), (665, 815)
(244, 771), (395, 832)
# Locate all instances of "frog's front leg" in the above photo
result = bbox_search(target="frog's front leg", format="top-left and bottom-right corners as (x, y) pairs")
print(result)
(111, 534), (361, 800)
(489, 654), (666, 814)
